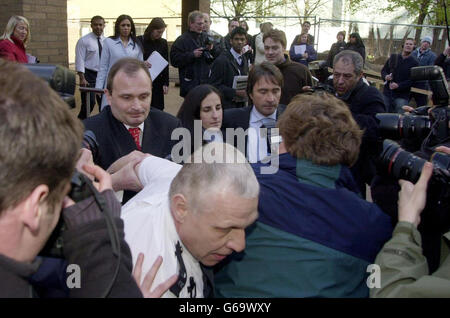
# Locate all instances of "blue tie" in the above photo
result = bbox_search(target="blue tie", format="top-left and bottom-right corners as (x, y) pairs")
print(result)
(260, 117), (276, 155)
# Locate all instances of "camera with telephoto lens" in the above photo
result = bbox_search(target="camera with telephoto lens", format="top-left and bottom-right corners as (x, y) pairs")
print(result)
(376, 66), (449, 152)
(39, 130), (100, 257)
(39, 171), (98, 258)
(378, 139), (450, 185)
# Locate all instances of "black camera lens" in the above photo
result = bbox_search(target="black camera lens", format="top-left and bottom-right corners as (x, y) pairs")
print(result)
(376, 113), (431, 140)
(379, 139), (426, 183)
(82, 130), (99, 163)
(430, 152), (450, 184)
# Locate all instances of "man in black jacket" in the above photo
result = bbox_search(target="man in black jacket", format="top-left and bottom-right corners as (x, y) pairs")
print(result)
(222, 62), (286, 163)
(0, 59), (144, 298)
(84, 58), (181, 204)
(210, 27), (249, 109)
(332, 50), (386, 197)
(170, 10), (214, 97)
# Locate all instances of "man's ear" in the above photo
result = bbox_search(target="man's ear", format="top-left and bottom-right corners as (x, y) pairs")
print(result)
(105, 88), (112, 105)
(170, 193), (189, 223)
(20, 185), (49, 234)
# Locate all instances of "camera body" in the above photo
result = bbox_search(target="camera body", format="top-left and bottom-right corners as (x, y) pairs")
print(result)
(40, 131), (100, 258)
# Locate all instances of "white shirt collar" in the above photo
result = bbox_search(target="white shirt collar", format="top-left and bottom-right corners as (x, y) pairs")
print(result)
(114, 37), (135, 47)
(230, 48), (243, 62)
(123, 122), (145, 132)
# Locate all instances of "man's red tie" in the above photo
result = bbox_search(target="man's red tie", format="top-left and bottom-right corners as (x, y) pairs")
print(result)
(128, 127), (141, 150)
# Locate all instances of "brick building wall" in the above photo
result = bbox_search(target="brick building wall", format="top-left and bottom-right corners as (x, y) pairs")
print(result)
(0, 0), (68, 66)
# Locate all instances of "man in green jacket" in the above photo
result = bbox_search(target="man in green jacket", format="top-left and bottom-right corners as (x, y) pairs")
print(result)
(370, 146), (450, 298)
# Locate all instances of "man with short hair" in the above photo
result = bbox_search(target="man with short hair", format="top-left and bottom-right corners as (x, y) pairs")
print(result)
(381, 38), (419, 113)
(75, 15), (105, 119)
(410, 36), (437, 106)
(333, 50), (386, 197)
(290, 20), (314, 48)
(222, 18), (241, 51)
(84, 57), (181, 203)
(209, 26), (250, 109)
(202, 12), (223, 58)
(264, 29), (312, 105)
(0, 59), (143, 297)
(214, 93), (392, 297)
(222, 62), (286, 163)
(170, 10), (214, 97)
(121, 143), (260, 298)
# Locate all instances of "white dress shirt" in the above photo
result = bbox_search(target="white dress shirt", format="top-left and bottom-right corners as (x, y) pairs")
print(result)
(75, 32), (105, 73)
(230, 48), (243, 70)
(247, 106), (277, 163)
(122, 156), (204, 298)
(95, 37), (143, 109)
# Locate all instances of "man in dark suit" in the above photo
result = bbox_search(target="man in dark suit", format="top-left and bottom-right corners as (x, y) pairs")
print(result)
(210, 26), (249, 109)
(222, 62), (286, 163)
(84, 57), (181, 203)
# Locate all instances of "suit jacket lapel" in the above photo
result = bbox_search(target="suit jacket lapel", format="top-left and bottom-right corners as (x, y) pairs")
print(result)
(108, 109), (137, 157)
(227, 51), (241, 75)
(142, 113), (162, 155)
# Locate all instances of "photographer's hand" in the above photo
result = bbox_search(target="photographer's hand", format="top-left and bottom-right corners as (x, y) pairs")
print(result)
(133, 253), (178, 298)
(385, 73), (393, 81)
(398, 162), (433, 227)
(76, 148), (95, 180)
(62, 164), (112, 208)
(193, 48), (203, 58)
(435, 146), (450, 154)
(83, 164), (112, 192)
(389, 82), (399, 90)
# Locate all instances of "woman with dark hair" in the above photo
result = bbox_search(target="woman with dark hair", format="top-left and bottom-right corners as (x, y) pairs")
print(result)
(96, 14), (143, 109)
(176, 84), (224, 157)
(345, 32), (365, 63)
(137, 18), (169, 111)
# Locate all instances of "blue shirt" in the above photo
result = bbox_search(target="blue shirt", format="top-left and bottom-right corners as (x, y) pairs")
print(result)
(95, 37), (143, 108)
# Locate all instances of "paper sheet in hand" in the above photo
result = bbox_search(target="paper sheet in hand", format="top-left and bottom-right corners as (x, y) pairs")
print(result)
(232, 75), (248, 90)
(233, 76), (248, 102)
(146, 51), (168, 81)
(294, 45), (306, 55)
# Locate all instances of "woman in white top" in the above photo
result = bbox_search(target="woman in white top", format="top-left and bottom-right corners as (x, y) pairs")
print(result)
(254, 22), (273, 65)
(96, 14), (143, 109)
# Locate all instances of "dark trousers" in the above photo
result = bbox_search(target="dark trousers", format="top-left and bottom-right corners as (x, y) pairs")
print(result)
(78, 68), (101, 119)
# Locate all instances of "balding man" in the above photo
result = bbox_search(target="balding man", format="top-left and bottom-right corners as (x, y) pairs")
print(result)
(120, 143), (260, 298)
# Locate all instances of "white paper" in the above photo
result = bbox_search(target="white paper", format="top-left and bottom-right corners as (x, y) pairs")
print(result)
(294, 45), (306, 56)
(146, 51), (168, 81)
(232, 75), (248, 90)
(232, 75), (248, 102)
(242, 44), (251, 54)
(26, 54), (37, 64)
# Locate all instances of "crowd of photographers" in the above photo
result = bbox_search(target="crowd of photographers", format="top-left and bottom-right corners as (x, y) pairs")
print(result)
(0, 10), (450, 298)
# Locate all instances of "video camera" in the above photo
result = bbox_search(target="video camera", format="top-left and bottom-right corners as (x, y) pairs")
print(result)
(200, 33), (215, 63)
(24, 64), (76, 108)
